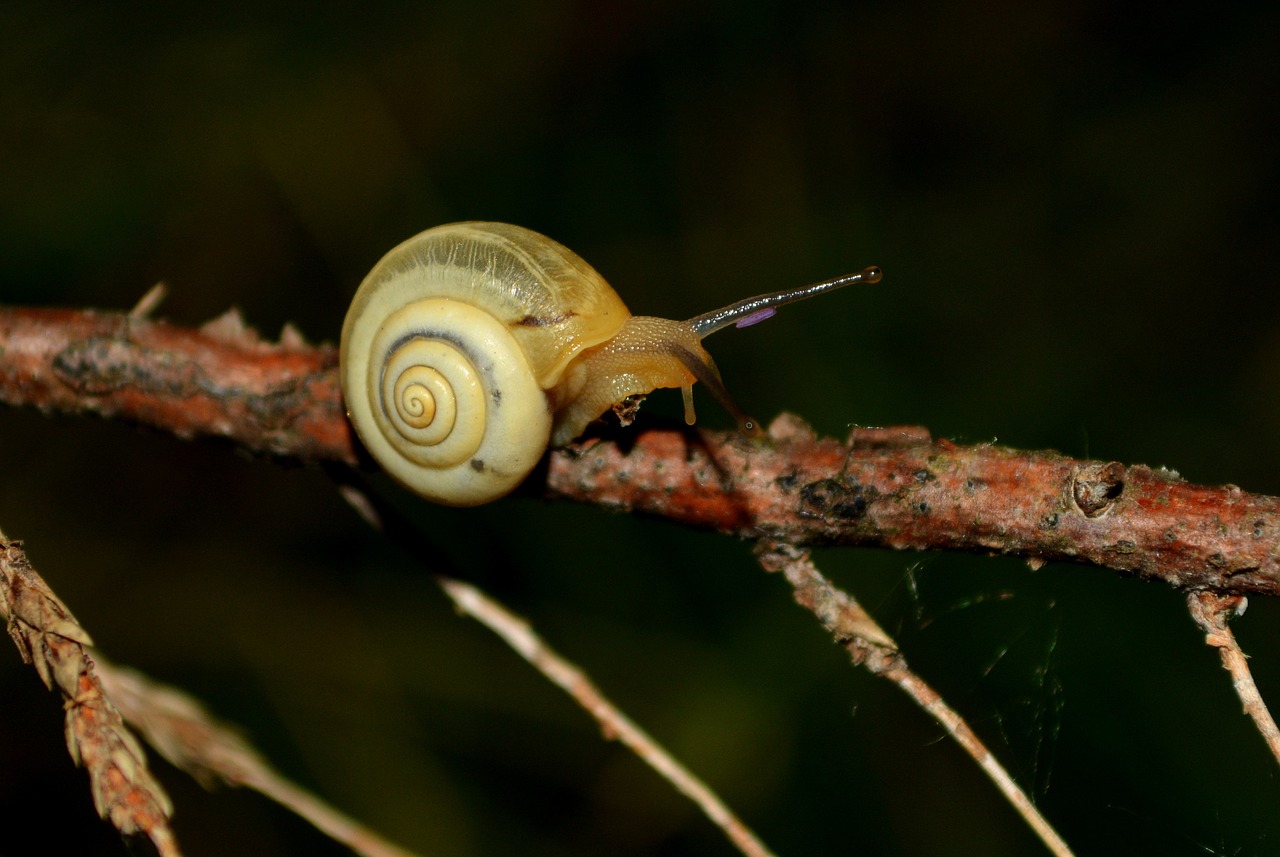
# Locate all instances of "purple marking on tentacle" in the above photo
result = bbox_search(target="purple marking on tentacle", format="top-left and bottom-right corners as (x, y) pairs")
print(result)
(734, 307), (777, 329)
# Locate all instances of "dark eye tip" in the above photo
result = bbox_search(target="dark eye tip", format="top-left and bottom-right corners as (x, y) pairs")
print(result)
(860, 265), (883, 284)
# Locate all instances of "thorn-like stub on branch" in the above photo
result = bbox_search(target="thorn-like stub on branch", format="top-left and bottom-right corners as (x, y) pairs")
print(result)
(278, 322), (308, 349)
(128, 283), (167, 319)
(1072, 461), (1126, 518)
(200, 307), (264, 348)
(766, 412), (815, 442)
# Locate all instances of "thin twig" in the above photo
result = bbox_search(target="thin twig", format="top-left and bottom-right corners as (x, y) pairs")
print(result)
(755, 540), (1074, 857)
(0, 527), (181, 857)
(95, 659), (423, 857)
(334, 476), (777, 857)
(129, 283), (169, 319)
(1186, 591), (1280, 765)
(437, 575), (777, 857)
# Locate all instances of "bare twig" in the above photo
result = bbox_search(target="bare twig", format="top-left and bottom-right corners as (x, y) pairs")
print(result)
(129, 283), (169, 319)
(755, 540), (1074, 857)
(1186, 591), (1280, 765)
(4, 306), (1279, 596)
(0, 528), (181, 857)
(332, 479), (775, 857)
(95, 659), (423, 857)
(438, 575), (777, 857)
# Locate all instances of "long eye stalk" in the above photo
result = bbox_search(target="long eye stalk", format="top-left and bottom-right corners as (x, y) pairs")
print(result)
(686, 265), (882, 338)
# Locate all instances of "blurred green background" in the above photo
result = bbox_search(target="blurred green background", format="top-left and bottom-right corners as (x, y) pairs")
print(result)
(2, 2), (1279, 855)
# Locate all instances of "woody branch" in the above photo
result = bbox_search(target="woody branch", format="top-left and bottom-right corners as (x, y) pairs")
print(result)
(2, 305), (1276, 597)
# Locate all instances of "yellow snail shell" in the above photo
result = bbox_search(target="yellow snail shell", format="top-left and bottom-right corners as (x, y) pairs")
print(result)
(340, 221), (881, 506)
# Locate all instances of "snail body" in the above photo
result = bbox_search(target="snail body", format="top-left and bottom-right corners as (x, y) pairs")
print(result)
(340, 221), (880, 506)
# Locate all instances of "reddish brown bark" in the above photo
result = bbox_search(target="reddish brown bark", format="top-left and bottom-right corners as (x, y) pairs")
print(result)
(0, 307), (355, 462)
(550, 421), (1280, 595)
(3, 306), (1278, 596)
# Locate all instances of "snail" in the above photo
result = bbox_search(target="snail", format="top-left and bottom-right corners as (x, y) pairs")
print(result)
(340, 221), (881, 506)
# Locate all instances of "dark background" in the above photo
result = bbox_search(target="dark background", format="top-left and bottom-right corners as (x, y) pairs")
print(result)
(2, 2), (1279, 855)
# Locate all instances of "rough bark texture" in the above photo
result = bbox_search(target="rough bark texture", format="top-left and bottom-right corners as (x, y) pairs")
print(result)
(550, 422), (1280, 594)
(3, 306), (1278, 596)
(0, 307), (354, 463)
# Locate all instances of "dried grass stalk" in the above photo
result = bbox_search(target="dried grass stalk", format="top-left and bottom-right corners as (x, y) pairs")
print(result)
(0, 529), (181, 857)
(96, 659), (423, 857)
(755, 540), (1074, 857)
(1187, 591), (1280, 765)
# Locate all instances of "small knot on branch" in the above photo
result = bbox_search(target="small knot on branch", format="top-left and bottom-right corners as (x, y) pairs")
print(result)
(1072, 461), (1126, 517)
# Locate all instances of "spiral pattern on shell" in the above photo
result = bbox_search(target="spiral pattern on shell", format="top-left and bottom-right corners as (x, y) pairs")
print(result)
(374, 327), (484, 468)
(342, 297), (553, 506)
(340, 221), (638, 505)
